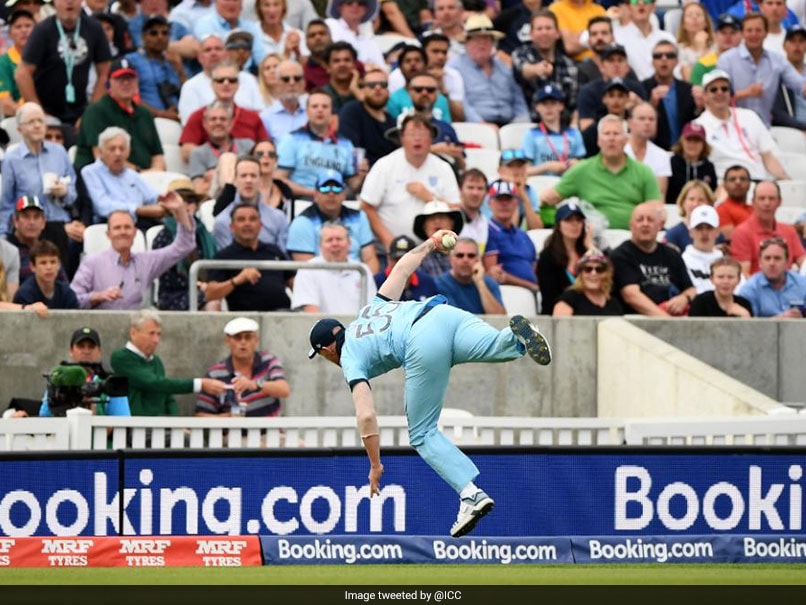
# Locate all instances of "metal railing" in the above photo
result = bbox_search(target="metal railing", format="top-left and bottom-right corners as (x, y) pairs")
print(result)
(187, 260), (372, 311)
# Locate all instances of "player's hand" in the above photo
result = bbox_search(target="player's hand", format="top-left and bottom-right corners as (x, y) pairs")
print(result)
(430, 228), (458, 251)
(369, 463), (384, 496)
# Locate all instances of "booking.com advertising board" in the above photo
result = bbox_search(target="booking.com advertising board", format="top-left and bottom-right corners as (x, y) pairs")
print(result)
(1, 449), (805, 565)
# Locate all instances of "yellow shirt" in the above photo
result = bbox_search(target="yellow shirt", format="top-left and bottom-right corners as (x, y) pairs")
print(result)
(549, 0), (606, 62)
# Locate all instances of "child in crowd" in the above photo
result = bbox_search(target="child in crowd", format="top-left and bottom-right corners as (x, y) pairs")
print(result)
(12, 240), (78, 310)
(688, 256), (752, 317)
(682, 205), (724, 294)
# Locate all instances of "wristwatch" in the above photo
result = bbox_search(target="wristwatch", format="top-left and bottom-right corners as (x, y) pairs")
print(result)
(255, 378), (266, 390)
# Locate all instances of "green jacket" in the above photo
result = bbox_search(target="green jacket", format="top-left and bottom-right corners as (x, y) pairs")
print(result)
(110, 347), (193, 416)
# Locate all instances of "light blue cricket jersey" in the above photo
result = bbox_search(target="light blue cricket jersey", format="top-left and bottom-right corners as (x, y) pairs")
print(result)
(340, 295), (444, 384)
(277, 126), (356, 189)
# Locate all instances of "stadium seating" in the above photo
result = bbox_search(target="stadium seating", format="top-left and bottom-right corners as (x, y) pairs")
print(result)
(664, 204), (682, 229)
(776, 204), (805, 223)
(778, 180), (806, 208)
(527, 228), (552, 253)
(162, 143), (190, 175)
(770, 126), (806, 154)
(526, 175), (560, 195)
(499, 284), (538, 315)
(197, 199), (215, 232)
(498, 122), (536, 151)
(1, 116), (19, 145)
(82, 223), (146, 255)
(464, 148), (500, 181)
(602, 229), (632, 250)
(154, 117), (183, 148)
(452, 122), (499, 149)
(778, 152), (806, 181)
(138, 170), (189, 194)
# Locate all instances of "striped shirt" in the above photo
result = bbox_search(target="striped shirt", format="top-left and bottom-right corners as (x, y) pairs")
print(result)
(195, 352), (286, 417)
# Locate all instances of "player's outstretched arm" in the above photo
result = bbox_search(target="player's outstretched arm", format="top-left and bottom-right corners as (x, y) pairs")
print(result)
(378, 229), (457, 301)
(352, 381), (384, 496)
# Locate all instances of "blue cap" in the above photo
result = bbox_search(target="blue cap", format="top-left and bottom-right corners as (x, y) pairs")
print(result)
(555, 201), (586, 222)
(533, 83), (566, 104)
(308, 318), (346, 359)
(315, 169), (345, 189)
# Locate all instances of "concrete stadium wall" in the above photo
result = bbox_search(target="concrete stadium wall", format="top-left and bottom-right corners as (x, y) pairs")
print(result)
(597, 319), (786, 418)
(0, 311), (802, 417)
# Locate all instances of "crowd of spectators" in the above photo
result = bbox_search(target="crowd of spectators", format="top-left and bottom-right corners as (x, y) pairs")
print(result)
(2, 0), (806, 334)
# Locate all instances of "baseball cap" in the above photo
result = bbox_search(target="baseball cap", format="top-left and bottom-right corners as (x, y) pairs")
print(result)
(388, 235), (417, 259)
(681, 122), (706, 140)
(488, 179), (517, 198)
(315, 169), (345, 189)
(5, 0), (43, 6)
(600, 43), (627, 60)
(785, 24), (806, 41)
(702, 69), (731, 89)
(226, 29), (254, 50)
(533, 83), (565, 104)
(143, 14), (168, 32)
(224, 317), (259, 336)
(15, 195), (44, 214)
(109, 58), (136, 79)
(603, 77), (629, 94)
(577, 247), (609, 269)
(555, 201), (586, 223)
(308, 318), (345, 359)
(689, 205), (719, 229)
(70, 327), (101, 348)
(499, 148), (528, 166)
(716, 14), (740, 30)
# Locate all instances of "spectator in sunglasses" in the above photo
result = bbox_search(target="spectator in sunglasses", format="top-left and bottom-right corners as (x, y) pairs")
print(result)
(180, 61), (270, 163)
(338, 68), (397, 167)
(553, 248), (623, 317)
(435, 238), (505, 314)
(287, 169), (378, 272)
(374, 234), (438, 301)
(388, 46), (453, 123)
(260, 58), (309, 142)
(193, 0), (266, 72)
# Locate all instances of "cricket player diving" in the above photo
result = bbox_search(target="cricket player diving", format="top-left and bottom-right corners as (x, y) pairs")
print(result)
(308, 228), (551, 537)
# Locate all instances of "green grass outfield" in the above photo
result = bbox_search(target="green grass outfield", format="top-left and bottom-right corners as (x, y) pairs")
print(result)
(2, 564), (806, 584)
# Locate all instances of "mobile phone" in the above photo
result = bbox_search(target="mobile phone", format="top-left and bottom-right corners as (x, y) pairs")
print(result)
(789, 301), (805, 316)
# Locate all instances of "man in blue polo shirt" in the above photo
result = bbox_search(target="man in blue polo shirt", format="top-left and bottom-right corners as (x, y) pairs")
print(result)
(287, 169), (378, 273)
(482, 179), (538, 293)
(435, 238), (505, 314)
(276, 90), (367, 199)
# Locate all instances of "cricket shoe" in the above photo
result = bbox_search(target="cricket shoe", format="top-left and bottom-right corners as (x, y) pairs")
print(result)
(450, 490), (494, 538)
(510, 315), (552, 365)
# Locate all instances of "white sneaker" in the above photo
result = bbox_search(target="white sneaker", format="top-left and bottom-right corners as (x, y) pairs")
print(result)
(450, 490), (494, 538)
(510, 315), (552, 366)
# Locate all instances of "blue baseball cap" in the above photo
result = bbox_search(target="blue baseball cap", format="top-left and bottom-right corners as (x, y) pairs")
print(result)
(315, 169), (345, 189)
(533, 83), (566, 104)
(308, 318), (346, 359)
(555, 201), (586, 222)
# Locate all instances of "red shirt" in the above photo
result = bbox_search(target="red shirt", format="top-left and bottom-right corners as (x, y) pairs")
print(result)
(730, 213), (806, 274)
(716, 197), (753, 230)
(179, 104), (269, 146)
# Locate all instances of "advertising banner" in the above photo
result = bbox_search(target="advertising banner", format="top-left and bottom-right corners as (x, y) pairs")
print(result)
(1, 450), (804, 539)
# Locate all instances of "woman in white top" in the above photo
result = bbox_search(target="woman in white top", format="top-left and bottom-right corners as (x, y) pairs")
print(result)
(675, 3), (715, 81)
(255, 0), (309, 61)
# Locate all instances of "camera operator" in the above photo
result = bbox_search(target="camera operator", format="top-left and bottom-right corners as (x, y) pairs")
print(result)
(40, 327), (131, 417)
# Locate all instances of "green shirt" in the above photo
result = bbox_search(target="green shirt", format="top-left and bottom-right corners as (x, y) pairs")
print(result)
(74, 94), (164, 171)
(0, 47), (21, 102)
(554, 154), (662, 230)
(110, 347), (194, 416)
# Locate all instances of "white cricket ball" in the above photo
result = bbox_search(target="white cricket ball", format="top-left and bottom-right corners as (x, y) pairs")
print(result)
(441, 234), (457, 249)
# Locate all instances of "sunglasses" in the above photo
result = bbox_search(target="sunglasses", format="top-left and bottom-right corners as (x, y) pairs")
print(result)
(706, 85), (730, 93)
(652, 52), (677, 59)
(341, 0), (368, 5)
(454, 252), (477, 259)
(725, 175), (750, 182)
(581, 265), (607, 274)
(410, 85), (437, 94)
(280, 75), (304, 83)
(361, 81), (389, 89)
(146, 29), (170, 36)
(317, 185), (344, 194)
(213, 76), (238, 84)
(500, 149), (527, 162)
(255, 150), (277, 159)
